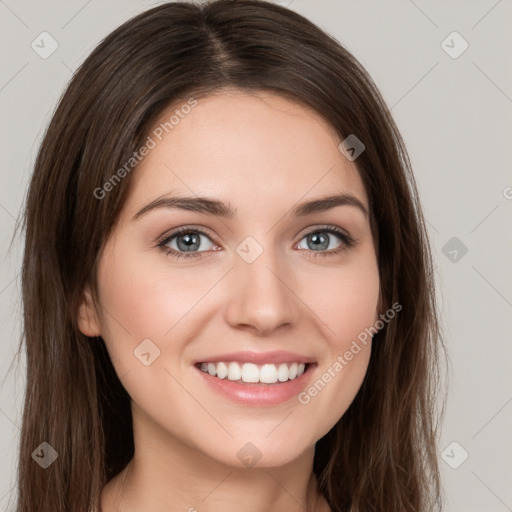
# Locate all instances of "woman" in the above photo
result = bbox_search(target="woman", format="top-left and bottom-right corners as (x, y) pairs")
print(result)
(15, 1), (445, 511)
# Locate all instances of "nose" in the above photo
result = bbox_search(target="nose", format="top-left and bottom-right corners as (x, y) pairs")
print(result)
(223, 241), (301, 336)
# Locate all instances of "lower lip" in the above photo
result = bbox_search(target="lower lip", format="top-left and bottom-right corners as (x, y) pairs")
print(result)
(195, 363), (317, 406)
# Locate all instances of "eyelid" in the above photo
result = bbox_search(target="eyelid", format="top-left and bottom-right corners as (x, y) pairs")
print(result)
(156, 224), (219, 247)
(295, 223), (351, 240)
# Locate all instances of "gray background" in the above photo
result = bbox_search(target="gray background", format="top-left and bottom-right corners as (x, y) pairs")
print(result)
(1, 0), (511, 511)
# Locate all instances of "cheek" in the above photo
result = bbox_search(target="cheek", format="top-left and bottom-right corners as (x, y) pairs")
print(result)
(296, 254), (378, 434)
(312, 253), (380, 348)
(95, 245), (232, 382)
(94, 249), (195, 371)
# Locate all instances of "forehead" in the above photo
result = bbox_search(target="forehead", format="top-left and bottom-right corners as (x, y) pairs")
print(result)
(124, 90), (368, 217)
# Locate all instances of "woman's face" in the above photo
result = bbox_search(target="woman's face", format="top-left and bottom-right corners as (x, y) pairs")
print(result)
(79, 90), (381, 469)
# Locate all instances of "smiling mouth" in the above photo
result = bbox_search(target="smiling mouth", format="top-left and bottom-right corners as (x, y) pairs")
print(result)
(195, 361), (314, 384)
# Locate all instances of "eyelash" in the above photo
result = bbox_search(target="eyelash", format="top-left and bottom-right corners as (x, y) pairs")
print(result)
(156, 225), (356, 260)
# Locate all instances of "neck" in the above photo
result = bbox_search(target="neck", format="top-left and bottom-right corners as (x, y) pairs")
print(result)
(100, 406), (331, 512)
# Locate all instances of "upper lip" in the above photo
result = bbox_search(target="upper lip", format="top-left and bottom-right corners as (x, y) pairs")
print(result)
(195, 350), (316, 365)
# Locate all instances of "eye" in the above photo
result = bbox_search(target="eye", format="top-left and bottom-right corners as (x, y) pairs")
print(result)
(157, 226), (217, 259)
(157, 225), (356, 260)
(296, 226), (355, 257)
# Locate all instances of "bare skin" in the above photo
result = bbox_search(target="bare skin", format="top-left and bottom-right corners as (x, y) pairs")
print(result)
(80, 89), (381, 512)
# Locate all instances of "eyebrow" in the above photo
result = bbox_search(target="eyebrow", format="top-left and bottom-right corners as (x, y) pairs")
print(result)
(132, 193), (368, 221)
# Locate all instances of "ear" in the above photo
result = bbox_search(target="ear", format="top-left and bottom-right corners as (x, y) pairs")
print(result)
(77, 284), (101, 337)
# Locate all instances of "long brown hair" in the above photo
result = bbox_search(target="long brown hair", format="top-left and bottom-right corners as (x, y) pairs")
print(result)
(12, 1), (446, 510)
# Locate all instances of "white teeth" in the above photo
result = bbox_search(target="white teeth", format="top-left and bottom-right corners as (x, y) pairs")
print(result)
(260, 364), (278, 384)
(198, 361), (309, 383)
(277, 363), (289, 382)
(216, 362), (228, 379)
(227, 361), (242, 381)
(241, 363), (260, 383)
